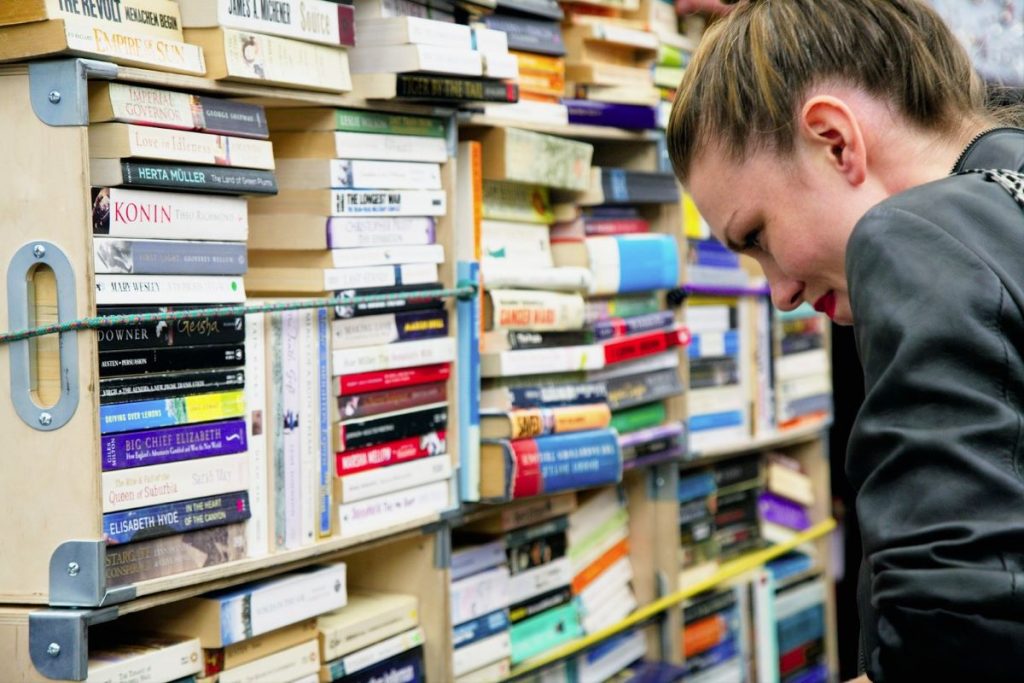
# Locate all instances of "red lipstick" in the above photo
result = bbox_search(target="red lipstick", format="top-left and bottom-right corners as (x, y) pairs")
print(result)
(813, 292), (836, 319)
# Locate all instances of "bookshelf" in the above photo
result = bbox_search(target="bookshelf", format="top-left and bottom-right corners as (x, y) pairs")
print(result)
(0, 56), (839, 683)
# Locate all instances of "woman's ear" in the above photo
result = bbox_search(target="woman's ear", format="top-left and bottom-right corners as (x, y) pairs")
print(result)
(799, 95), (868, 187)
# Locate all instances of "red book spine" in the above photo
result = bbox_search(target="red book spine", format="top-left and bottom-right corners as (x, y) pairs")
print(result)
(603, 327), (690, 365)
(337, 3), (355, 47)
(583, 218), (650, 236)
(509, 439), (543, 499)
(335, 430), (446, 476)
(336, 362), (452, 396)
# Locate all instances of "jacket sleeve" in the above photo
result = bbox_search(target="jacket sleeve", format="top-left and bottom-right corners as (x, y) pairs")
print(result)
(846, 207), (1024, 682)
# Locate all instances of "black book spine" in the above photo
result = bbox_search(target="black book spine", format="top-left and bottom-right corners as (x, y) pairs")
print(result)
(683, 588), (737, 623)
(606, 368), (684, 411)
(120, 162), (279, 196)
(96, 305), (245, 352)
(714, 454), (762, 489)
(339, 405), (448, 451)
(507, 532), (568, 575)
(99, 368), (246, 405)
(394, 74), (519, 103)
(333, 283), (445, 319)
(483, 15), (566, 55)
(98, 344), (245, 378)
(196, 96), (269, 138)
(507, 329), (594, 350)
(508, 586), (573, 624)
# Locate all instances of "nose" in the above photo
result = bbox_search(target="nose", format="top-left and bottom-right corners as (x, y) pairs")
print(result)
(768, 276), (805, 312)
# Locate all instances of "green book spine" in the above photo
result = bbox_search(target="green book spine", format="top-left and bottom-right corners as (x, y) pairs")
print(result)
(332, 108), (447, 138)
(610, 402), (668, 434)
(586, 293), (662, 322)
(509, 602), (583, 664)
(567, 508), (629, 563)
(657, 44), (687, 68)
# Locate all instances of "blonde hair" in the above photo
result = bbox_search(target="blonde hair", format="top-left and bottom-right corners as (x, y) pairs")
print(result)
(667, 0), (990, 182)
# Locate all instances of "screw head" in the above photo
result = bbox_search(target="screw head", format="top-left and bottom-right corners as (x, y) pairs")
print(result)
(48, 90), (61, 104)
(47, 643), (60, 657)
(655, 476), (666, 488)
(38, 412), (53, 426)
(67, 562), (79, 577)
(32, 244), (46, 259)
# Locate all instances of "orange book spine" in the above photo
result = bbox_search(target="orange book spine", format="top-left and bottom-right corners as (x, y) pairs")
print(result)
(510, 51), (566, 75)
(572, 537), (629, 594)
(682, 614), (729, 658)
(506, 403), (612, 439)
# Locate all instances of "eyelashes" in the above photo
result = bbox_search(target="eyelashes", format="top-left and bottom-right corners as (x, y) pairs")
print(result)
(743, 226), (764, 252)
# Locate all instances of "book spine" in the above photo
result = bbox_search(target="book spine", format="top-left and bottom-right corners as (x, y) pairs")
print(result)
(281, 311), (303, 549)
(217, 639), (320, 683)
(451, 541), (507, 582)
(323, 263), (439, 291)
(757, 492), (811, 531)
(456, 261), (482, 503)
(483, 15), (565, 55)
(95, 275), (246, 305)
(332, 309), (448, 351)
(337, 404), (448, 451)
(98, 82), (269, 137)
(335, 628), (425, 677)
(603, 327), (687, 366)
(60, 16), (206, 75)
(335, 647), (425, 683)
(94, 238), (248, 275)
(318, 598), (418, 662)
(392, 73), (519, 102)
(509, 556), (572, 604)
(487, 289), (585, 332)
(266, 313), (286, 550)
(87, 639), (204, 683)
(506, 429), (622, 499)
(99, 368), (245, 404)
(688, 330), (740, 359)
(102, 452), (250, 512)
(586, 235), (680, 295)
(333, 284), (445, 320)
(583, 217), (650, 236)
(337, 382), (447, 421)
(244, 311), (269, 558)
(508, 585), (572, 624)
(331, 131), (448, 163)
(452, 632), (511, 678)
(105, 124), (275, 169)
(563, 99), (658, 129)
(482, 181), (552, 224)
(97, 305), (245, 352)
(337, 362), (451, 397)
(609, 402), (667, 435)
(337, 479), (449, 538)
(99, 343), (245, 378)
(336, 453), (451, 503)
(606, 368), (684, 411)
(112, 161), (278, 194)
(101, 418), (248, 470)
(496, 403), (612, 439)
(591, 310), (676, 341)
(329, 108), (447, 137)
(496, 381), (608, 410)
(508, 602), (581, 664)
(336, 430), (446, 476)
(453, 609), (510, 649)
(92, 187), (248, 240)
(51, 0), (184, 40)
(99, 389), (246, 434)
(184, 0), (345, 45)
(103, 490), (250, 544)
(330, 244), (444, 269)
(450, 566), (512, 625)
(332, 337), (456, 376)
(105, 522), (247, 587)
(298, 310), (318, 546)
(505, 516), (569, 548)
(330, 189), (447, 217)
(327, 216), (436, 248)
(316, 308), (332, 538)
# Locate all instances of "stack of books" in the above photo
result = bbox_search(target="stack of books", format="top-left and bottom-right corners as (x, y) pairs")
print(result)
(0, 0), (205, 75)
(178, 0), (354, 92)
(677, 468), (719, 587)
(686, 236), (751, 289)
(317, 590), (426, 683)
(90, 83), (277, 584)
(348, 8), (518, 103)
(535, 629), (648, 683)
(247, 106), (456, 541)
(569, 487), (637, 635)
(772, 577), (829, 683)
(559, 3), (661, 129)
(760, 452), (817, 553)
(450, 531), (514, 680)
(774, 305), (832, 430)
(356, 0), (458, 22)
(86, 633), (204, 683)
(714, 454), (763, 560)
(680, 585), (748, 682)
(136, 563), (348, 682)
(652, 40), (689, 128)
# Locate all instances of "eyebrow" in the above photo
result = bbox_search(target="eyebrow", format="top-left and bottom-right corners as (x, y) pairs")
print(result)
(721, 209), (744, 252)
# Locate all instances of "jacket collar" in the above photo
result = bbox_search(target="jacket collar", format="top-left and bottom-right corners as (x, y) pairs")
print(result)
(952, 127), (1024, 174)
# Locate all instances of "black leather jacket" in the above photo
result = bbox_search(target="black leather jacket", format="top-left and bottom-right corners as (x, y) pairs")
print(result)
(848, 127), (1024, 682)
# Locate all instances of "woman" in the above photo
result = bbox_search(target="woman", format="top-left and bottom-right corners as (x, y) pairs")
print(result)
(667, 1), (1024, 681)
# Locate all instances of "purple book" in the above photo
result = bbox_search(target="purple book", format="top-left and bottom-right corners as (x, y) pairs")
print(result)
(758, 492), (811, 531)
(618, 422), (686, 449)
(563, 99), (658, 130)
(101, 419), (248, 471)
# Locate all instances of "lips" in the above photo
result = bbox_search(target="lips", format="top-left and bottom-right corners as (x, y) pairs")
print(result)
(813, 291), (836, 319)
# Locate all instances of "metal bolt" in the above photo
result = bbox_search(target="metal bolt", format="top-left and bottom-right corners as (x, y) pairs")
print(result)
(67, 562), (79, 577)
(48, 90), (61, 104)
(656, 476), (666, 488)
(38, 412), (53, 426)
(32, 244), (46, 259)
(47, 643), (60, 657)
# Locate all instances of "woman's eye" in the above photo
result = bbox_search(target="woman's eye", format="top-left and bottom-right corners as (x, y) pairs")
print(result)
(743, 228), (763, 251)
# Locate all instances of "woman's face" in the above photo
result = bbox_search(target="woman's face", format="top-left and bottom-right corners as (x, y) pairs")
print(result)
(688, 142), (889, 326)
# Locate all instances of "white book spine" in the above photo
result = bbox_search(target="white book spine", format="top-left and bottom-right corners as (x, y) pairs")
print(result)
(281, 310), (303, 549)
(578, 556), (634, 609)
(334, 131), (449, 163)
(213, 28), (353, 92)
(686, 305), (735, 335)
(777, 373), (832, 402)
(689, 386), (747, 416)
(776, 349), (830, 380)
(449, 566), (511, 625)
(580, 586), (636, 634)
(180, 0), (343, 45)
(338, 479), (450, 538)
(61, 16), (207, 75)
(483, 53), (519, 79)
(332, 337), (456, 376)
(316, 308), (333, 538)
(331, 189), (447, 217)
(217, 639), (320, 683)
(114, 123), (275, 168)
(509, 556), (572, 605)
(298, 310), (318, 547)
(584, 237), (622, 295)
(689, 426), (749, 452)
(481, 344), (603, 378)
(95, 274), (246, 305)
(482, 102), (570, 127)
(337, 454), (452, 503)
(330, 244), (444, 268)
(487, 289), (586, 332)
(455, 658), (511, 683)
(471, 26), (508, 55)
(102, 453), (250, 512)
(328, 216), (436, 248)
(323, 262), (438, 291)
(86, 638), (203, 683)
(330, 312), (426, 350)
(355, 16), (472, 48)
(333, 160), (443, 190)
(591, 23), (659, 50)
(347, 44), (483, 76)
(752, 570), (779, 683)
(452, 632), (511, 677)
(341, 627), (425, 674)
(570, 524), (628, 574)
(690, 331), (732, 358)
(96, 187), (248, 240)
(774, 578), (827, 621)
(480, 264), (592, 292)
(51, 0), (184, 41)
(245, 311), (269, 558)
(481, 220), (553, 269)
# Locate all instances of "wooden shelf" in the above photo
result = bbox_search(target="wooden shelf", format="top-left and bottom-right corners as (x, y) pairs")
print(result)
(504, 518), (838, 680)
(683, 420), (832, 469)
(460, 114), (664, 142)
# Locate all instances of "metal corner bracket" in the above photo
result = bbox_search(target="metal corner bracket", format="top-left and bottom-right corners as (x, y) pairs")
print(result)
(29, 58), (117, 127)
(432, 524), (452, 570)
(49, 540), (136, 609)
(29, 606), (119, 681)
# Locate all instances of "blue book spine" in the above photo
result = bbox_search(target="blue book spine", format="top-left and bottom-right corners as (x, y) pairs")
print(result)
(766, 553), (815, 583)
(563, 99), (658, 130)
(615, 235), (680, 293)
(678, 471), (717, 503)
(451, 540), (507, 581)
(786, 663), (829, 683)
(681, 637), (739, 677)
(317, 308), (331, 537)
(690, 245), (741, 268)
(99, 392), (244, 435)
(590, 310), (676, 341)
(688, 410), (745, 432)
(777, 605), (826, 654)
(506, 381), (608, 409)
(689, 331), (740, 359)
(453, 609), (510, 649)
(103, 491), (250, 544)
(783, 394), (833, 418)
(457, 261), (481, 502)
(338, 647), (425, 683)
(534, 429), (622, 493)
